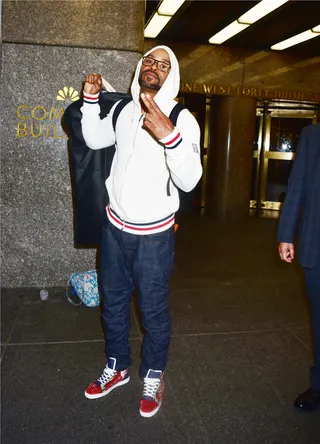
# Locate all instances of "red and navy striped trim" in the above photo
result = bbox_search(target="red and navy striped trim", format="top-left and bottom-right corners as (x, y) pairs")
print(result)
(164, 131), (182, 149)
(83, 93), (99, 104)
(107, 206), (175, 232)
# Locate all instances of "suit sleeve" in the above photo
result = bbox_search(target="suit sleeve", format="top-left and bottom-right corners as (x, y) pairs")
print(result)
(161, 109), (203, 192)
(80, 92), (116, 150)
(277, 128), (307, 243)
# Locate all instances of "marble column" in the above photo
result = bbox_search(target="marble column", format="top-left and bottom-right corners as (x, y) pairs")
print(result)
(1, 1), (145, 286)
(206, 96), (257, 219)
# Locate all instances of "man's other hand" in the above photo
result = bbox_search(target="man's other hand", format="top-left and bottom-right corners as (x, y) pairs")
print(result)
(84, 74), (102, 95)
(278, 242), (295, 263)
(140, 93), (174, 140)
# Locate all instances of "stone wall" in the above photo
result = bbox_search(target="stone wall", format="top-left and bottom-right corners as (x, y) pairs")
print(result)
(1, 1), (144, 286)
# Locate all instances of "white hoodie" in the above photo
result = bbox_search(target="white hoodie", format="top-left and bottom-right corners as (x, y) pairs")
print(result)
(81, 45), (202, 235)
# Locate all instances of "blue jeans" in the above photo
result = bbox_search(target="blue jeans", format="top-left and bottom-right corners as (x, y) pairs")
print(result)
(304, 258), (320, 390)
(100, 219), (175, 377)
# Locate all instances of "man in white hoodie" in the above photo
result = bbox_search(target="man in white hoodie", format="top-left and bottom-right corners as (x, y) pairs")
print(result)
(81, 46), (202, 417)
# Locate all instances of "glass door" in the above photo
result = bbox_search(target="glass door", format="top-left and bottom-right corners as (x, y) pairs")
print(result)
(251, 104), (317, 213)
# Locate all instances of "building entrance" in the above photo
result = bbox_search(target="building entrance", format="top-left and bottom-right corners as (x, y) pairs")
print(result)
(251, 101), (318, 214)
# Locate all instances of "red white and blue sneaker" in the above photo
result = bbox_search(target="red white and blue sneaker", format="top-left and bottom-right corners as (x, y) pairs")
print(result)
(85, 357), (130, 399)
(139, 369), (164, 418)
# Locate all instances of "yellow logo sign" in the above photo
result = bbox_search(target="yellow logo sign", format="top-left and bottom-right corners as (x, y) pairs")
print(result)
(16, 86), (80, 139)
(56, 86), (80, 102)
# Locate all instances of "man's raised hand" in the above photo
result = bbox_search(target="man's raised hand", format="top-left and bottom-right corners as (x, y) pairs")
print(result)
(84, 74), (102, 95)
(140, 93), (174, 140)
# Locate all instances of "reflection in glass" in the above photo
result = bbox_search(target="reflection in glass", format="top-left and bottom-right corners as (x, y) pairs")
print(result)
(266, 159), (293, 202)
(269, 118), (311, 153)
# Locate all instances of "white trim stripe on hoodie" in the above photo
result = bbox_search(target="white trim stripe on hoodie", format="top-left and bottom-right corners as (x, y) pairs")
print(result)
(107, 206), (175, 235)
(81, 45), (203, 235)
(83, 93), (99, 104)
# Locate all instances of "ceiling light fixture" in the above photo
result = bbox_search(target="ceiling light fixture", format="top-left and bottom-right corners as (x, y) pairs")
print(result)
(144, 0), (185, 38)
(209, 21), (249, 44)
(271, 25), (320, 50)
(238, 0), (289, 25)
(209, 0), (289, 45)
(144, 12), (172, 39)
(158, 0), (185, 16)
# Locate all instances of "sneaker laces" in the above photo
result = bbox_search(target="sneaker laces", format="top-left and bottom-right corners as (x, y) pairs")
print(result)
(97, 366), (117, 385)
(142, 377), (161, 398)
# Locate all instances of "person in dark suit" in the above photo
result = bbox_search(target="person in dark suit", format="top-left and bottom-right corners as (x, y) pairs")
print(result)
(277, 123), (320, 411)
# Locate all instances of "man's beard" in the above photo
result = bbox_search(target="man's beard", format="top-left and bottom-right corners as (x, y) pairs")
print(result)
(138, 72), (161, 91)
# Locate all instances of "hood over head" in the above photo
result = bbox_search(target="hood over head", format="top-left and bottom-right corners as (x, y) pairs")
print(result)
(130, 45), (180, 109)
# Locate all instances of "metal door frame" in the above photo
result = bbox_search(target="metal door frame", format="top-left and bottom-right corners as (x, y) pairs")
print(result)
(251, 102), (317, 211)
